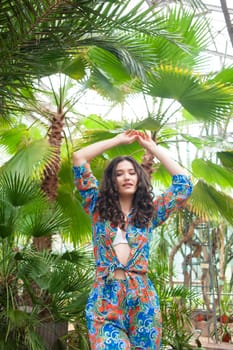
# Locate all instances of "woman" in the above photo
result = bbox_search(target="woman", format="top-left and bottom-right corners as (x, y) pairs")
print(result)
(73, 130), (193, 350)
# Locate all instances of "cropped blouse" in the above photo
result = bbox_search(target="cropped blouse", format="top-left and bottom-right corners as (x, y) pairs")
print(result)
(73, 162), (193, 288)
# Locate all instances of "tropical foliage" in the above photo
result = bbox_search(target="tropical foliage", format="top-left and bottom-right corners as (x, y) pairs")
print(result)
(0, 172), (94, 349)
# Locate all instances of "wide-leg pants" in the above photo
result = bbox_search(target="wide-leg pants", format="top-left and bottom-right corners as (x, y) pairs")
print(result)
(85, 276), (162, 349)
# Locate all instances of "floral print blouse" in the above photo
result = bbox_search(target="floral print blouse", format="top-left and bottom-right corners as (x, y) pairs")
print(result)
(73, 162), (193, 286)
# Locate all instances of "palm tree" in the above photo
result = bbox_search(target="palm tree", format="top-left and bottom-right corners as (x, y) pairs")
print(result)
(1, 0), (201, 250)
(1, 0), (188, 118)
(0, 172), (94, 349)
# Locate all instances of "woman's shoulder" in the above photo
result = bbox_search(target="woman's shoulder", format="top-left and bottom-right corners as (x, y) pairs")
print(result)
(73, 161), (92, 178)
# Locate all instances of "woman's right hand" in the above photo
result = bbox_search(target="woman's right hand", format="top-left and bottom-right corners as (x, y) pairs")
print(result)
(114, 130), (138, 145)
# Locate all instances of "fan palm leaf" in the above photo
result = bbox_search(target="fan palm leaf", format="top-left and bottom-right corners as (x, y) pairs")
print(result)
(192, 158), (233, 188)
(0, 124), (31, 155)
(17, 249), (94, 320)
(20, 202), (69, 238)
(83, 6), (216, 101)
(142, 65), (233, 121)
(146, 6), (211, 69)
(0, 172), (42, 207)
(0, 0), (188, 118)
(0, 172), (44, 239)
(0, 170), (70, 240)
(1, 139), (56, 179)
(0, 244), (93, 349)
(56, 189), (92, 244)
(217, 151), (233, 170)
(189, 180), (233, 224)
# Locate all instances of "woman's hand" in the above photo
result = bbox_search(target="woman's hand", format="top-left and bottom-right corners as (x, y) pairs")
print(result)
(133, 130), (157, 154)
(114, 130), (138, 145)
(132, 130), (187, 176)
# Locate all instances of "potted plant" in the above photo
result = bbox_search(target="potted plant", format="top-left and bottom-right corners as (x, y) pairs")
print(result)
(219, 294), (233, 324)
(214, 323), (232, 343)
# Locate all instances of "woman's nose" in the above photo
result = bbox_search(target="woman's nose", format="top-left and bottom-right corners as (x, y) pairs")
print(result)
(123, 172), (130, 180)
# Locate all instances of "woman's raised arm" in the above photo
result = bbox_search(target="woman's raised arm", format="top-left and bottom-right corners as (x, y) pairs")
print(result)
(72, 130), (137, 166)
(135, 131), (188, 176)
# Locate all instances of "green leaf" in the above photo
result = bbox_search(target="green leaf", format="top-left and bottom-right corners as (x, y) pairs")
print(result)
(150, 6), (211, 69)
(1, 139), (55, 178)
(7, 309), (32, 328)
(0, 124), (28, 154)
(143, 65), (233, 121)
(217, 151), (233, 170)
(61, 57), (86, 80)
(192, 159), (233, 188)
(88, 47), (130, 83)
(181, 134), (203, 149)
(190, 181), (233, 224)
(21, 203), (68, 237)
(132, 116), (161, 131)
(212, 67), (233, 85)
(82, 114), (121, 131)
(153, 163), (172, 188)
(0, 199), (16, 238)
(1, 172), (41, 207)
(86, 69), (127, 102)
(56, 189), (91, 245)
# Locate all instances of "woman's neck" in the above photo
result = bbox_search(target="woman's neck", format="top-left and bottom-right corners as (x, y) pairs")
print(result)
(119, 198), (133, 216)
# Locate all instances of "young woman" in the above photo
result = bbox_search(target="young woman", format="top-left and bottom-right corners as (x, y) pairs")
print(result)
(73, 130), (193, 350)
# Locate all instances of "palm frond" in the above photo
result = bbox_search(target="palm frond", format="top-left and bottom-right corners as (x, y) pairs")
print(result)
(1, 139), (56, 179)
(20, 202), (69, 238)
(190, 181), (233, 224)
(143, 64), (233, 121)
(0, 198), (16, 238)
(211, 66), (233, 84)
(61, 248), (94, 270)
(0, 172), (42, 207)
(82, 114), (122, 131)
(56, 189), (92, 244)
(0, 124), (29, 154)
(192, 159), (233, 189)
(132, 115), (162, 131)
(149, 6), (212, 70)
(17, 249), (56, 286)
(86, 69), (128, 103)
(0, 0), (190, 118)
(217, 151), (233, 170)
(152, 163), (174, 188)
(181, 133), (223, 150)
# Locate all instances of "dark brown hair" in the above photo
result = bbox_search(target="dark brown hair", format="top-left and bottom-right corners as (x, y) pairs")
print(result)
(95, 156), (154, 228)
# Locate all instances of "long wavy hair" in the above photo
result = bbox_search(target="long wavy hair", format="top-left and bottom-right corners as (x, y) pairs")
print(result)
(95, 156), (154, 228)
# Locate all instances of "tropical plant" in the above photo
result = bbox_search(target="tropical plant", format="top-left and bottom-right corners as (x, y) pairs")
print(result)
(2, 0), (233, 253)
(149, 244), (199, 349)
(1, 0), (204, 250)
(0, 171), (94, 349)
(0, 0), (189, 118)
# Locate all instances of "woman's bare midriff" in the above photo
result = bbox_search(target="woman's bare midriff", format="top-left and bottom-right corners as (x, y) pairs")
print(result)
(113, 243), (131, 279)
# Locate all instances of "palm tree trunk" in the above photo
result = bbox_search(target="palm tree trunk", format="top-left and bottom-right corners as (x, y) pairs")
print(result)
(33, 111), (64, 251)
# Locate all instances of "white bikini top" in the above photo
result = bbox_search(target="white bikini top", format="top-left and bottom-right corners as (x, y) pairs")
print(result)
(112, 227), (128, 246)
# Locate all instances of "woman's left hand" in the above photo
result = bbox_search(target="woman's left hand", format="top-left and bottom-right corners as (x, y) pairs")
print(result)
(132, 130), (157, 154)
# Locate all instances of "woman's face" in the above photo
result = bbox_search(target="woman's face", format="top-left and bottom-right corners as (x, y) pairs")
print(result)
(115, 160), (138, 198)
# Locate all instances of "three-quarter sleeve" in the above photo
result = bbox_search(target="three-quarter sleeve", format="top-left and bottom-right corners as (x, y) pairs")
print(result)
(73, 162), (99, 216)
(151, 174), (193, 229)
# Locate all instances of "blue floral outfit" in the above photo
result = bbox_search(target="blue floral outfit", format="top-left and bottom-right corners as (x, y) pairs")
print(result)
(73, 162), (193, 349)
